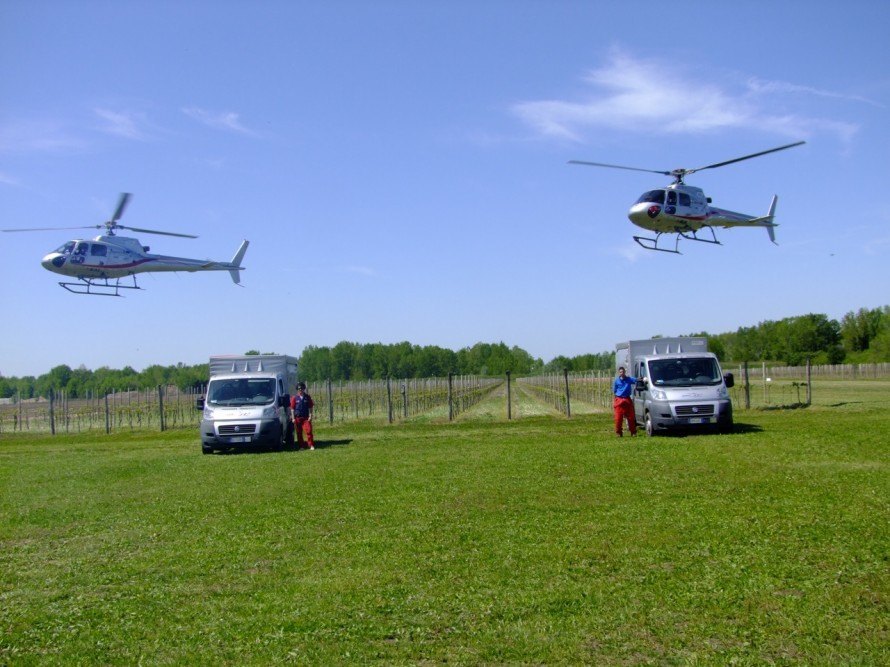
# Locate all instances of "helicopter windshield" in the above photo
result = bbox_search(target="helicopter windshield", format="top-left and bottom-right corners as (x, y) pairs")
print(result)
(648, 358), (722, 387)
(207, 378), (276, 407)
(636, 190), (665, 205)
(54, 242), (75, 255)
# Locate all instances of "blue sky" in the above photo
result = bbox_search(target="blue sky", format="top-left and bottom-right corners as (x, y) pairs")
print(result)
(2, 1), (888, 377)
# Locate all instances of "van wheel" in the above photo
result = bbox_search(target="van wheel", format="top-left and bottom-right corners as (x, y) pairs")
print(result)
(202, 445), (214, 455)
(645, 412), (655, 437)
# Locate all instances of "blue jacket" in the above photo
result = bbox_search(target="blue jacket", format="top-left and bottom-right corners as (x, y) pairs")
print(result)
(613, 375), (637, 398)
(291, 392), (314, 418)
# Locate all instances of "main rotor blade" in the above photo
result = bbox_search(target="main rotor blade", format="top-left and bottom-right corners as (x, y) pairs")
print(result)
(688, 141), (806, 174)
(2, 225), (97, 233)
(118, 225), (198, 239)
(110, 192), (132, 223)
(568, 160), (671, 176)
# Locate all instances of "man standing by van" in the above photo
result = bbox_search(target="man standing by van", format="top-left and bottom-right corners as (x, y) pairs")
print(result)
(291, 382), (315, 450)
(613, 367), (639, 437)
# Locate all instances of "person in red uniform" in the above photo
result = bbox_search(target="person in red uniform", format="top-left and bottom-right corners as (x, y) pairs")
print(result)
(290, 382), (315, 450)
(613, 366), (640, 437)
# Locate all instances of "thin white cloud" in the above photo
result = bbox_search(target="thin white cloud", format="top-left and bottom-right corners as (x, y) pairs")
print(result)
(0, 171), (21, 187)
(0, 119), (87, 153)
(862, 236), (890, 256)
(94, 108), (151, 140)
(513, 51), (858, 144)
(746, 77), (884, 108)
(182, 107), (258, 136)
(345, 265), (377, 277)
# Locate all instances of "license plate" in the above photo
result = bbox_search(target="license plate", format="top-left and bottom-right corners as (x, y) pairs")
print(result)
(688, 417), (710, 424)
(230, 436), (250, 443)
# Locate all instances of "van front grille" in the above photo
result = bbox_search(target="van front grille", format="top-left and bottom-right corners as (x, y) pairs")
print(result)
(675, 405), (714, 417)
(219, 424), (257, 435)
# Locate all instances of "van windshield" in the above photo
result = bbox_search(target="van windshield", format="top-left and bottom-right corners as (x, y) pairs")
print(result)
(208, 378), (276, 406)
(648, 358), (722, 387)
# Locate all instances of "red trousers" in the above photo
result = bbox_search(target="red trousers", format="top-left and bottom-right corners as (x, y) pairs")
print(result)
(294, 417), (314, 448)
(613, 397), (636, 435)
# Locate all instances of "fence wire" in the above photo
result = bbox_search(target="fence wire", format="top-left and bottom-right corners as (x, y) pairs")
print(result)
(2, 363), (887, 434)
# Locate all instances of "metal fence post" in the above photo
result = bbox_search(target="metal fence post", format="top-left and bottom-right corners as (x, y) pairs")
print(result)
(157, 385), (166, 432)
(49, 388), (56, 436)
(506, 370), (512, 420)
(563, 368), (571, 418)
(402, 381), (408, 419)
(806, 358), (812, 405)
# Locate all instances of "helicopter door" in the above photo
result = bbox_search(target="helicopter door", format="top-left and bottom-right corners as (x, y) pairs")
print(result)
(71, 241), (89, 265)
(665, 190), (678, 215)
(89, 243), (108, 266)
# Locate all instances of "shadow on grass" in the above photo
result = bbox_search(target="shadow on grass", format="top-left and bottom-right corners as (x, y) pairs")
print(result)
(757, 402), (811, 411)
(729, 422), (765, 434)
(649, 423), (764, 438)
(296, 439), (352, 451)
(208, 439), (353, 455)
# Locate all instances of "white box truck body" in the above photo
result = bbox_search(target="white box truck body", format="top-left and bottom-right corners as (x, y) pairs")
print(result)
(616, 338), (734, 435)
(198, 355), (297, 453)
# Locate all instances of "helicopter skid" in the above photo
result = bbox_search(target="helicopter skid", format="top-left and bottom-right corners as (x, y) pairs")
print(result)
(633, 234), (682, 254)
(678, 226), (721, 245)
(634, 226), (722, 254)
(59, 275), (143, 297)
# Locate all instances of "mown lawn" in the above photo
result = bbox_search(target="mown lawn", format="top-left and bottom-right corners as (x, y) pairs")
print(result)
(1, 401), (887, 664)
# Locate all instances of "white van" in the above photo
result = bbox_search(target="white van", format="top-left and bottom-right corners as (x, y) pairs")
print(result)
(197, 355), (297, 453)
(616, 338), (734, 436)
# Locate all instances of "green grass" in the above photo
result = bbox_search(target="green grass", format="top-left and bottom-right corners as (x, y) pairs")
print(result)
(1, 400), (887, 664)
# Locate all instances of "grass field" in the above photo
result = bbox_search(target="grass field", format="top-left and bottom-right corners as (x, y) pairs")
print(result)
(1, 384), (887, 664)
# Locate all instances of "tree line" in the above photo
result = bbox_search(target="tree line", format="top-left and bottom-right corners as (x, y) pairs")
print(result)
(701, 306), (890, 367)
(2, 306), (887, 399)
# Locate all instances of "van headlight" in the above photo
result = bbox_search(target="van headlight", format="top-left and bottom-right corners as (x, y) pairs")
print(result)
(262, 405), (278, 419)
(650, 388), (667, 400)
(203, 406), (214, 420)
(717, 386), (729, 399)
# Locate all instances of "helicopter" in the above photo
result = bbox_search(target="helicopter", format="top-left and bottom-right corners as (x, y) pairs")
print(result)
(2, 193), (249, 296)
(569, 141), (805, 253)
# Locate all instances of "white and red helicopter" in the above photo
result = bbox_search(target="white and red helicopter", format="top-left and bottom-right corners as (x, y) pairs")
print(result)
(569, 141), (805, 253)
(2, 193), (248, 296)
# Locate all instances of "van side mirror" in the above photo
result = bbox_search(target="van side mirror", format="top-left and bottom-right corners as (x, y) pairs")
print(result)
(723, 372), (734, 389)
(195, 396), (205, 410)
(279, 394), (291, 408)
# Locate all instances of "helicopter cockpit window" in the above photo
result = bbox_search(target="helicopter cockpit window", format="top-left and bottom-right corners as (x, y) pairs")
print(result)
(636, 190), (665, 205)
(74, 242), (88, 255)
(667, 190), (677, 205)
(54, 242), (75, 255)
(90, 244), (107, 257)
(678, 192), (691, 207)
